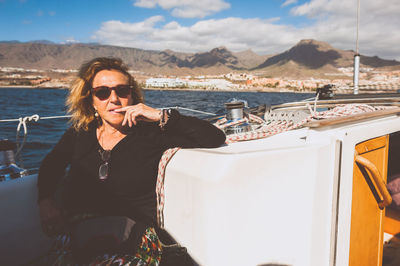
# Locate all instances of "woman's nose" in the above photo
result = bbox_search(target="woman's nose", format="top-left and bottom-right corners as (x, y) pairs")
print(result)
(109, 89), (119, 102)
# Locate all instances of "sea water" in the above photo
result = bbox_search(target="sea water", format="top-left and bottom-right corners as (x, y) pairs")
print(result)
(0, 88), (312, 171)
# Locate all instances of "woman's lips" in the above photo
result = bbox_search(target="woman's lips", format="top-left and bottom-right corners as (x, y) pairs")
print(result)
(108, 107), (122, 113)
(109, 110), (121, 115)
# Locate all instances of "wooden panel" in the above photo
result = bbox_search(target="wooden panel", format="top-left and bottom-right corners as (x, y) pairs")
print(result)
(355, 136), (387, 155)
(385, 208), (400, 235)
(305, 108), (400, 128)
(349, 135), (389, 266)
(384, 132), (400, 236)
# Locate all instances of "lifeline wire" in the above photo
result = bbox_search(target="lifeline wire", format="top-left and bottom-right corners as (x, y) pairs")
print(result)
(162, 106), (216, 116)
(0, 114), (72, 156)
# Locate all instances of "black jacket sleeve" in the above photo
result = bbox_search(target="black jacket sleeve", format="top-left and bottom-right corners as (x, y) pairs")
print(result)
(37, 127), (75, 202)
(159, 109), (226, 149)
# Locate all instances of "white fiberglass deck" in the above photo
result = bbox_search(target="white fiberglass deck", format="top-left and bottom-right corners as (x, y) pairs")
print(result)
(163, 112), (400, 266)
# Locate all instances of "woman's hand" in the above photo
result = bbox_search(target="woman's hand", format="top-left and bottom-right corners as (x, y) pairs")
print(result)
(115, 103), (161, 127)
(38, 198), (65, 236)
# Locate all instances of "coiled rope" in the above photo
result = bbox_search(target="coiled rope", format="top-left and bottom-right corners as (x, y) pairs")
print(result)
(223, 104), (390, 144)
(155, 103), (394, 227)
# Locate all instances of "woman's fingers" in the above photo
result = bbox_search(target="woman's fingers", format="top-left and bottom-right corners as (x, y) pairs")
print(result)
(122, 112), (128, 126)
(116, 104), (161, 127)
(128, 110), (134, 127)
(127, 109), (137, 127)
(120, 108), (137, 127)
(114, 106), (130, 112)
(121, 108), (134, 126)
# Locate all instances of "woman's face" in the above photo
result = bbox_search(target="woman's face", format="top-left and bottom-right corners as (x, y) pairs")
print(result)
(91, 69), (133, 128)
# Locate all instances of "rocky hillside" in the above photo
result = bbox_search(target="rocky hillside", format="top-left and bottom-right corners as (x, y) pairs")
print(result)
(0, 40), (399, 77)
(253, 39), (400, 78)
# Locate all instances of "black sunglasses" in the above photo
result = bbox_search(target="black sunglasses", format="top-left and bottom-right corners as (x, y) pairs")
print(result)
(98, 149), (111, 181)
(92, 84), (132, 100)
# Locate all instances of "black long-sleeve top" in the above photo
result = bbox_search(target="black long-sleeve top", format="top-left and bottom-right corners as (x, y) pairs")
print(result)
(37, 110), (226, 226)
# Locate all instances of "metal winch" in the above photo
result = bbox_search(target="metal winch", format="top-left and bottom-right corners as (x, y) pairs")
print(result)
(0, 140), (28, 182)
(223, 99), (251, 135)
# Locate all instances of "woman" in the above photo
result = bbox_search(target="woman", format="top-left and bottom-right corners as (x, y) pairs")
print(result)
(37, 57), (226, 265)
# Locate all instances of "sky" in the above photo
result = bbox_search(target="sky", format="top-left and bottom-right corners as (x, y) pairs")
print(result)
(1, 0), (399, 60)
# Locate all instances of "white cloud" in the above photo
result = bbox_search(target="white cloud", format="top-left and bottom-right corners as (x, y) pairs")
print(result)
(94, 16), (165, 43)
(92, 17), (301, 56)
(290, 0), (400, 59)
(133, 0), (230, 18)
(133, 0), (157, 8)
(281, 0), (298, 8)
(49, 11), (56, 16)
(92, 0), (400, 60)
(62, 37), (80, 44)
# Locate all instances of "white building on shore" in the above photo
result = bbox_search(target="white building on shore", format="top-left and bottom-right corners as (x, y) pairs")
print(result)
(146, 77), (237, 90)
(187, 79), (236, 90)
(146, 78), (187, 88)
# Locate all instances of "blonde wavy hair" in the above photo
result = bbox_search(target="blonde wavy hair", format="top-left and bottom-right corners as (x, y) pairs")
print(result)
(66, 57), (143, 131)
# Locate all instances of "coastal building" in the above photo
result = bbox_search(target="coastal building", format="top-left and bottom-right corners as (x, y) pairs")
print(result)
(145, 78), (187, 88)
(187, 79), (236, 90)
(145, 77), (236, 90)
(50, 69), (78, 73)
(225, 73), (254, 81)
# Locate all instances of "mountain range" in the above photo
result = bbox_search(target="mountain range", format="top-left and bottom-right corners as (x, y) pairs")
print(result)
(1, 39), (399, 77)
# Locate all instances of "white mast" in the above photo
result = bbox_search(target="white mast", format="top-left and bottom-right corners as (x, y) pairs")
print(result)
(353, 0), (361, 94)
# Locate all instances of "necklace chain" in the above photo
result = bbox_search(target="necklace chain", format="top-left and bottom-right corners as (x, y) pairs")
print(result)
(98, 126), (126, 151)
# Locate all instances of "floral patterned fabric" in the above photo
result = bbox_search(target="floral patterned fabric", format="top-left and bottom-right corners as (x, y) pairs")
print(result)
(40, 227), (162, 266)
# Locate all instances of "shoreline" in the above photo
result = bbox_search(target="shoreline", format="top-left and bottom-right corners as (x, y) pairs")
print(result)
(2, 85), (397, 94)
(0, 85), (67, 89)
(144, 86), (315, 93)
(0, 85), (315, 93)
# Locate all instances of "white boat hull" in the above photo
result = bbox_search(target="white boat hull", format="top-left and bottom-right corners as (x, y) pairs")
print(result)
(0, 174), (52, 265)
(1, 109), (400, 265)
